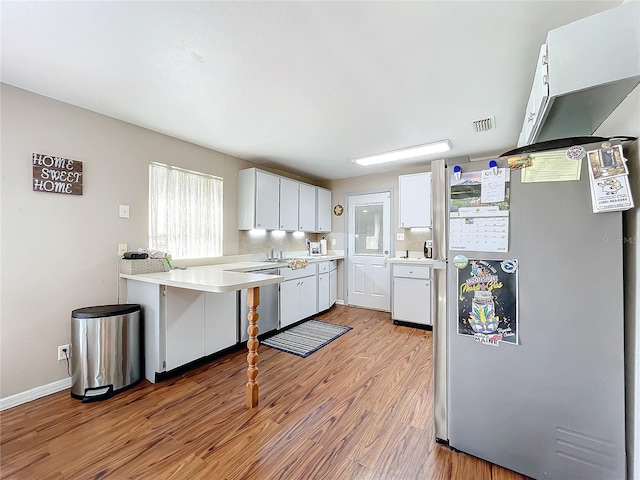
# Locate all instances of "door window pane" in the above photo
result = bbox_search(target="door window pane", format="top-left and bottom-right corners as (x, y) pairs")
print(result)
(354, 203), (383, 255)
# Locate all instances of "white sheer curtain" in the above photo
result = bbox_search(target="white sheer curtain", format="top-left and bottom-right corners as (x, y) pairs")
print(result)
(149, 162), (223, 259)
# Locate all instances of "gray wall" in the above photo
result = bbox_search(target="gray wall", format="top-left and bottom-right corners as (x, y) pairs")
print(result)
(0, 84), (259, 397)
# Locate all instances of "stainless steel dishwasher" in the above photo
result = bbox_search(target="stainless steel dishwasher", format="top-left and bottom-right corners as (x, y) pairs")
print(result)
(239, 268), (279, 342)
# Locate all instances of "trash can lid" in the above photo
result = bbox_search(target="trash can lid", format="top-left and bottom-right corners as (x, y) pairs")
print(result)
(72, 304), (140, 319)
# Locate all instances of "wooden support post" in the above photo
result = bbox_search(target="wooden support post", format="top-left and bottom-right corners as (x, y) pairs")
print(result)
(245, 286), (260, 408)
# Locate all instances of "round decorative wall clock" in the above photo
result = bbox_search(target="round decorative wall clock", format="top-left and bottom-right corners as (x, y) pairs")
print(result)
(333, 204), (344, 216)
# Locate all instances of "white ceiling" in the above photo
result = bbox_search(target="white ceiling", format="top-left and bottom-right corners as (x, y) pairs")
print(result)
(0, 1), (623, 181)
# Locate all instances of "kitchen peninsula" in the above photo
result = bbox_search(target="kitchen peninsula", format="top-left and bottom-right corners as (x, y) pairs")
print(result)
(122, 263), (283, 408)
(121, 255), (344, 408)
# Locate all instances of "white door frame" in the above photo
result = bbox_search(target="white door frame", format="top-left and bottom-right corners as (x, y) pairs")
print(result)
(344, 189), (393, 311)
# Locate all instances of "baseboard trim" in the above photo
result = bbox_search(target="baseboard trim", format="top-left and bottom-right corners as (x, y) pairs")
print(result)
(0, 377), (72, 411)
(335, 299), (345, 305)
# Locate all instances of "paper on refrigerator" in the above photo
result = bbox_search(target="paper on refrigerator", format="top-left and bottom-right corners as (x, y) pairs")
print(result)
(450, 169), (510, 253)
(587, 145), (634, 213)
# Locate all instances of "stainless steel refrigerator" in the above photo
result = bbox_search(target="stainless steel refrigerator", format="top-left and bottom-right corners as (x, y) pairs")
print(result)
(432, 141), (629, 479)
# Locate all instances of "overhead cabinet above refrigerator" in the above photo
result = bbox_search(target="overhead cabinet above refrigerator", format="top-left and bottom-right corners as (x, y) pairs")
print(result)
(518, 1), (640, 147)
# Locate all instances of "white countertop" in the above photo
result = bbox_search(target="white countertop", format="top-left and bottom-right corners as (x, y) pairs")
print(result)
(121, 254), (344, 293)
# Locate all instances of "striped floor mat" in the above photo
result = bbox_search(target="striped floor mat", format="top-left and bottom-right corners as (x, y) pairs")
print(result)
(261, 319), (352, 358)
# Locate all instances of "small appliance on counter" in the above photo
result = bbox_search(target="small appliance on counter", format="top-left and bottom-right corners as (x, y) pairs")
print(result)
(309, 241), (321, 256)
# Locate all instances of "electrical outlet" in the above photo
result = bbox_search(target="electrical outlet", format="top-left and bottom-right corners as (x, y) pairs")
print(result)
(396, 232), (405, 241)
(118, 243), (128, 256)
(58, 344), (71, 361)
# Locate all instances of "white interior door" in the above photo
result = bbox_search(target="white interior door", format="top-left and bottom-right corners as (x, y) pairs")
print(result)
(347, 191), (391, 311)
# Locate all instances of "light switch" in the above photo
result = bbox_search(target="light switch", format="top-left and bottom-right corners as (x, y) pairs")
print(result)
(119, 204), (130, 218)
(396, 232), (405, 241)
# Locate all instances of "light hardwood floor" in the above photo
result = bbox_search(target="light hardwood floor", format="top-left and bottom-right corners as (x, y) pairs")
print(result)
(1, 305), (531, 479)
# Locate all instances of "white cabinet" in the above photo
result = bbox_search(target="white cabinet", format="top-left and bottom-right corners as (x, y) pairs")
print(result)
(316, 187), (332, 233)
(298, 183), (317, 232)
(239, 167), (332, 233)
(126, 281), (238, 382)
(399, 172), (432, 228)
(317, 261), (332, 312)
(318, 260), (338, 311)
(279, 264), (317, 328)
(517, 44), (549, 148)
(329, 263), (337, 307)
(238, 168), (280, 230)
(392, 265), (431, 326)
(165, 287), (205, 370)
(520, 2), (640, 144)
(318, 272), (330, 312)
(204, 292), (238, 355)
(279, 177), (299, 231)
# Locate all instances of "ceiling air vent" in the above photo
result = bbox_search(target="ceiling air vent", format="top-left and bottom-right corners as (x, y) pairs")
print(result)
(472, 116), (495, 133)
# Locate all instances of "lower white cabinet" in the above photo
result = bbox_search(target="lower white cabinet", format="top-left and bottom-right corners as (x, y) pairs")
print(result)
(280, 264), (317, 328)
(204, 292), (238, 355)
(329, 267), (337, 307)
(318, 272), (330, 312)
(165, 287), (205, 370)
(318, 260), (338, 312)
(127, 281), (238, 382)
(392, 264), (432, 326)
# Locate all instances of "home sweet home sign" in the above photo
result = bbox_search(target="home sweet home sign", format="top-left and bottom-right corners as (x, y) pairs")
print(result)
(32, 153), (83, 195)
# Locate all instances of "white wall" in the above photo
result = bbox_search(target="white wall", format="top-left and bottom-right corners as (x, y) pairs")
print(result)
(0, 84), (255, 398)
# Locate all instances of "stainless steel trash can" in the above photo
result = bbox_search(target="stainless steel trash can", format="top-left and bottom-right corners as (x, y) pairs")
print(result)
(71, 304), (142, 402)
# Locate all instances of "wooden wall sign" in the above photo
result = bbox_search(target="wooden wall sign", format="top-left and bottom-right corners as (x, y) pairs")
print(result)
(32, 153), (83, 195)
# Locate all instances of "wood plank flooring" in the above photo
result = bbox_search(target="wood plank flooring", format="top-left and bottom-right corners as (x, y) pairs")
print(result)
(1, 305), (531, 479)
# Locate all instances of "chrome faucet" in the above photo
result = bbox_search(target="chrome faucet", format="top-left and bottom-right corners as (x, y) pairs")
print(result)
(268, 247), (275, 260)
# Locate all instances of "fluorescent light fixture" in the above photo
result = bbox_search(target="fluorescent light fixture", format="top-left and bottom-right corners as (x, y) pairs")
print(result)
(351, 139), (452, 166)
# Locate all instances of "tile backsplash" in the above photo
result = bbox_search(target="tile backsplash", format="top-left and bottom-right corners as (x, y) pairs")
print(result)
(239, 231), (327, 256)
(394, 228), (433, 255)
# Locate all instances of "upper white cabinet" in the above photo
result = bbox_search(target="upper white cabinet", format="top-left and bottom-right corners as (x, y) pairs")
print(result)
(519, 2), (640, 145)
(298, 183), (317, 232)
(398, 172), (432, 228)
(238, 168), (280, 230)
(316, 187), (332, 233)
(517, 44), (548, 148)
(279, 177), (299, 231)
(239, 167), (331, 233)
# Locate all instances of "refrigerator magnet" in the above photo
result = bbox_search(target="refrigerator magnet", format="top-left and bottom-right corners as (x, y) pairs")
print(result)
(500, 260), (518, 273)
(453, 254), (469, 269)
(566, 146), (586, 161)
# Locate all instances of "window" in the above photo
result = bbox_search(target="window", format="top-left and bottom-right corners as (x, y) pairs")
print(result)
(149, 162), (223, 259)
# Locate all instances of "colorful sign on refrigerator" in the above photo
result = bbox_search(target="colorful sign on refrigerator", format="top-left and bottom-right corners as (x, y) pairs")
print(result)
(457, 259), (518, 346)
